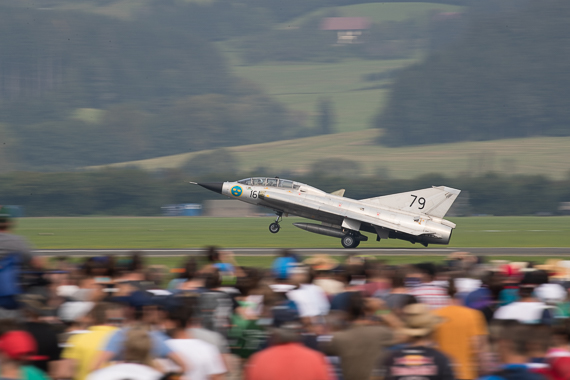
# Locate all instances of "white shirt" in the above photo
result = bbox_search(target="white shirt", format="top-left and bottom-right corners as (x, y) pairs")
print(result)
(86, 363), (162, 380)
(494, 301), (549, 323)
(287, 283), (330, 317)
(166, 338), (226, 380)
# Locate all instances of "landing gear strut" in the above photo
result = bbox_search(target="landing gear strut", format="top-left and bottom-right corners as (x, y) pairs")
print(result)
(269, 212), (283, 234)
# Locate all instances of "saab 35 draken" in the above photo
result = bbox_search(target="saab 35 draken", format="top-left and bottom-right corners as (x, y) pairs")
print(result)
(192, 178), (460, 248)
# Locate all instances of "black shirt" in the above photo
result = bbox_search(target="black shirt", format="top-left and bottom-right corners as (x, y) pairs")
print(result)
(24, 322), (62, 373)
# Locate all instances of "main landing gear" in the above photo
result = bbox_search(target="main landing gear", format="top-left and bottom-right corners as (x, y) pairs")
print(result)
(341, 234), (360, 249)
(269, 212), (283, 234)
(341, 231), (367, 248)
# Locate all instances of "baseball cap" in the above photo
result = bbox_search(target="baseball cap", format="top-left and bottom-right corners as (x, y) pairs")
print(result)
(0, 331), (48, 361)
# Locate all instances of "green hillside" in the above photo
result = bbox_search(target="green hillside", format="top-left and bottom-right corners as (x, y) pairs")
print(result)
(221, 2), (465, 132)
(230, 59), (414, 132)
(283, 2), (463, 27)
(92, 131), (570, 180)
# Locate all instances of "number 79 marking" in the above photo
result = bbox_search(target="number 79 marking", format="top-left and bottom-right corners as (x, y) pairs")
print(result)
(410, 195), (426, 209)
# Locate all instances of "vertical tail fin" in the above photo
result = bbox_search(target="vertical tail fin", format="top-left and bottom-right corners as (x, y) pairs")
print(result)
(360, 186), (461, 218)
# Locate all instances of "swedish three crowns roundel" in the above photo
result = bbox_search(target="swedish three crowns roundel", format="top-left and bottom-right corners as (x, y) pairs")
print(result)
(231, 185), (243, 197)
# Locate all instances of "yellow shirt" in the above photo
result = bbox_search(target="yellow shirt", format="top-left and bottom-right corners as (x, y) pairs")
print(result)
(62, 325), (118, 380)
(433, 305), (488, 380)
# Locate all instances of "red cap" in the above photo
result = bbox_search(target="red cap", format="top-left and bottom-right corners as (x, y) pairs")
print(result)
(0, 331), (47, 361)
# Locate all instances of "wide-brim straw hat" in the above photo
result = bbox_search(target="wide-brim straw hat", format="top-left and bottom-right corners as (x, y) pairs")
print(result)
(303, 254), (339, 271)
(400, 303), (444, 337)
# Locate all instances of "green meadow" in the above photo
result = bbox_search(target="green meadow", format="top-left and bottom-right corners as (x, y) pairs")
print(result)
(15, 216), (570, 250)
(97, 130), (570, 181)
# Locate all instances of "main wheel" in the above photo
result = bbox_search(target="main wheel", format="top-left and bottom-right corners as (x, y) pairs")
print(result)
(269, 223), (280, 234)
(341, 234), (356, 248)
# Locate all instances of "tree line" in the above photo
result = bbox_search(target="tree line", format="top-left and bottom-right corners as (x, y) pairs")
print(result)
(376, 0), (570, 146)
(0, 168), (567, 216)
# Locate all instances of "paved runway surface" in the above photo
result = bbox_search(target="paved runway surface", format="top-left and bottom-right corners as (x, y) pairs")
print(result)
(36, 247), (570, 257)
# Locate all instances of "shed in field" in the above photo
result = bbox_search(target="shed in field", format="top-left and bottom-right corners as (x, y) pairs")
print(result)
(320, 17), (372, 44)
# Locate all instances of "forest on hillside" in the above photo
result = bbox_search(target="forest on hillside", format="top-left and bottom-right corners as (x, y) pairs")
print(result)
(377, 0), (570, 146)
(0, 5), (307, 171)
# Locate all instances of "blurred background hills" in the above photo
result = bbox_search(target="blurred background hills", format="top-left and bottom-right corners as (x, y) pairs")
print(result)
(1, 0), (570, 215)
(2, 0), (568, 172)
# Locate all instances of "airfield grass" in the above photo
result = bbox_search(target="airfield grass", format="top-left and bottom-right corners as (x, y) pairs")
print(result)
(100, 130), (570, 180)
(16, 216), (570, 250)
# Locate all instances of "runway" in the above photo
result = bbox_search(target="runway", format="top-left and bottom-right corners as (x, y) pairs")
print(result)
(35, 247), (570, 257)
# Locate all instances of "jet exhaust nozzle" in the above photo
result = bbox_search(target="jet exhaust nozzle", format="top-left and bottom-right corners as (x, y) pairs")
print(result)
(293, 223), (346, 239)
(197, 182), (223, 194)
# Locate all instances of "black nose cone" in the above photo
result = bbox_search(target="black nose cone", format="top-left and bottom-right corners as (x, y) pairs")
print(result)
(198, 182), (223, 194)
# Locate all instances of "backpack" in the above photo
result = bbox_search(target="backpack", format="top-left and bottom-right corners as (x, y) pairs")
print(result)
(0, 253), (21, 297)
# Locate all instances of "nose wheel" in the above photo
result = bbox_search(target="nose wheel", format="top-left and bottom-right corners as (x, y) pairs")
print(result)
(269, 223), (280, 233)
(269, 212), (283, 234)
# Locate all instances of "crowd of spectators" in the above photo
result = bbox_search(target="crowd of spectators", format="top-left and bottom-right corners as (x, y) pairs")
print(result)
(2, 207), (570, 380)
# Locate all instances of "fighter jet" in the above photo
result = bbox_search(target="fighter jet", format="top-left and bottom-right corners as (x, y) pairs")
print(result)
(192, 178), (460, 248)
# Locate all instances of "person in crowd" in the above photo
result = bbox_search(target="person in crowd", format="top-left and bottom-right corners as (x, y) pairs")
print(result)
(409, 263), (451, 310)
(19, 292), (63, 378)
(477, 321), (546, 380)
(306, 255), (345, 297)
(163, 301), (227, 380)
(384, 303), (455, 380)
(544, 321), (570, 379)
(91, 292), (187, 373)
(329, 265), (365, 312)
(359, 260), (390, 297)
(244, 319), (334, 380)
(168, 256), (198, 292)
(0, 330), (51, 380)
(60, 302), (122, 380)
(494, 271), (553, 324)
(382, 266), (418, 318)
(198, 268), (235, 337)
(433, 278), (489, 380)
(271, 249), (300, 282)
(320, 291), (395, 380)
(0, 206), (41, 318)
(287, 264), (330, 319)
(86, 326), (163, 380)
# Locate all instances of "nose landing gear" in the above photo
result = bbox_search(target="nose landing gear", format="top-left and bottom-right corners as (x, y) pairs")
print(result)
(269, 212), (283, 234)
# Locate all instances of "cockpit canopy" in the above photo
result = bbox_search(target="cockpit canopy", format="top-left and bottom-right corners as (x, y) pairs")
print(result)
(237, 177), (300, 189)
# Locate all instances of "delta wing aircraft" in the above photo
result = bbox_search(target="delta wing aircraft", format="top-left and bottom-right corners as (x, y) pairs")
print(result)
(192, 178), (460, 248)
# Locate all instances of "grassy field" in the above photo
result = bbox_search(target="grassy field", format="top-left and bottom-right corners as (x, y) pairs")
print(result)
(229, 59), (411, 133)
(221, 3), (464, 133)
(283, 2), (463, 28)
(97, 130), (570, 180)
(15, 216), (570, 249)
